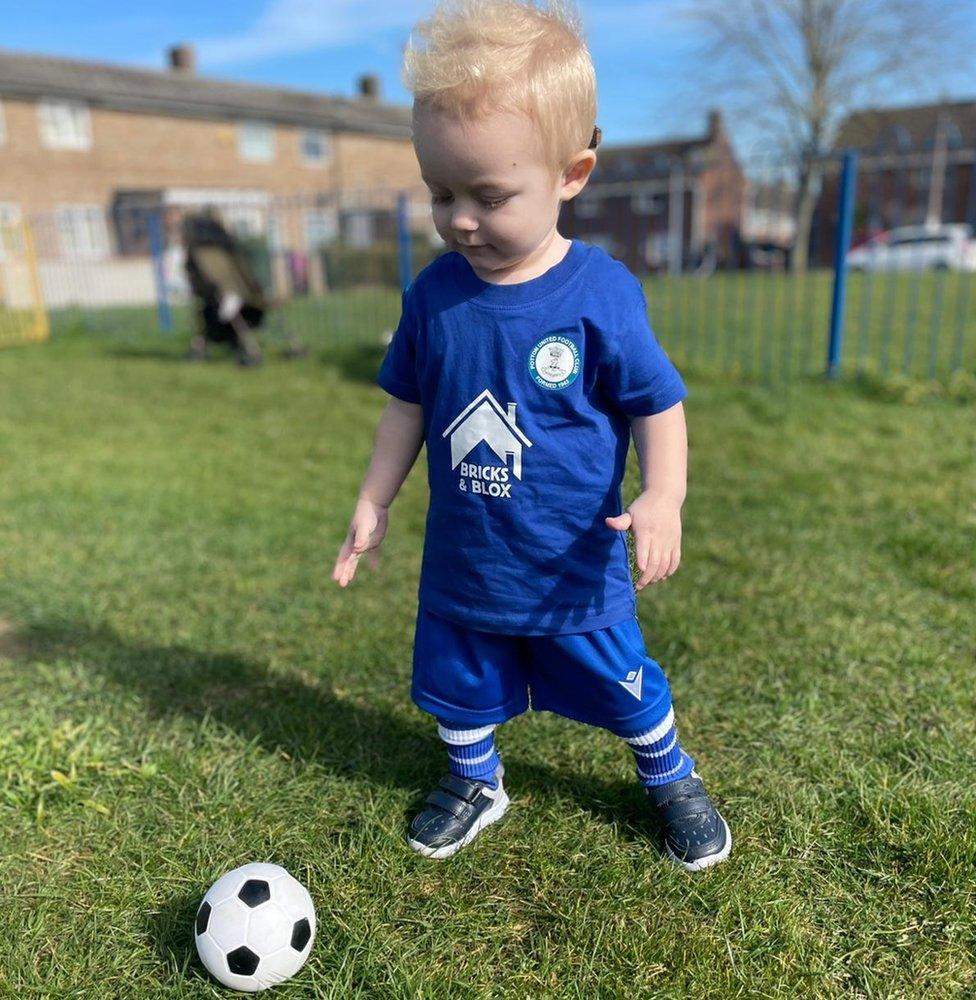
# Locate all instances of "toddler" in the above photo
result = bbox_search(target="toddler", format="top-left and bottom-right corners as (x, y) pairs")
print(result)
(333, 0), (730, 871)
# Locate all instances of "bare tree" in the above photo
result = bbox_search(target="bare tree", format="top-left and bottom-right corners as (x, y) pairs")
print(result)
(685, 0), (972, 270)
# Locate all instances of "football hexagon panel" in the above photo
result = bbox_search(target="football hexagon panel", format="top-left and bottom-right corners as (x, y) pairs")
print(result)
(247, 902), (293, 955)
(195, 901), (212, 936)
(271, 873), (314, 923)
(238, 879), (271, 908)
(194, 930), (226, 979)
(291, 918), (312, 952)
(206, 898), (250, 953)
(227, 945), (261, 977)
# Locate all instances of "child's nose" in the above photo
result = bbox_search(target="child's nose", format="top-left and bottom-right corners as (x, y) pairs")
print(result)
(450, 209), (478, 232)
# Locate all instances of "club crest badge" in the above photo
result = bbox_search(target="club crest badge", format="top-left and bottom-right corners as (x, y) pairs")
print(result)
(528, 334), (580, 390)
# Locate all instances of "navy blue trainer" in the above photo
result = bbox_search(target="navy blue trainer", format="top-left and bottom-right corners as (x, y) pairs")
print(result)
(646, 772), (731, 871)
(407, 766), (509, 860)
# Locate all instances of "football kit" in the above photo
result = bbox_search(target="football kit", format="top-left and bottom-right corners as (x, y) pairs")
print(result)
(377, 238), (686, 732)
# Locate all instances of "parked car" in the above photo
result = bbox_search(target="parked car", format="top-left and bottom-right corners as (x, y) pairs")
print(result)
(847, 224), (976, 272)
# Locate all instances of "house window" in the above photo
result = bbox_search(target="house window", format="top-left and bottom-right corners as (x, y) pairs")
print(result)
(574, 193), (603, 219)
(344, 209), (374, 248)
(645, 232), (670, 267)
(56, 205), (109, 259)
(300, 129), (331, 165)
(223, 205), (264, 238)
(586, 232), (615, 254)
(38, 100), (92, 150)
(0, 203), (23, 261)
(632, 190), (665, 215)
(267, 214), (284, 252)
(304, 208), (338, 249)
(238, 121), (275, 163)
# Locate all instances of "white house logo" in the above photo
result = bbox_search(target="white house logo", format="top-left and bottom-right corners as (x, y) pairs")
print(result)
(529, 334), (580, 390)
(442, 389), (532, 499)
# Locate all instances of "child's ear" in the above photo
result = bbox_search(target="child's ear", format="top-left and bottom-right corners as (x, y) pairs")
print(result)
(560, 150), (597, 200)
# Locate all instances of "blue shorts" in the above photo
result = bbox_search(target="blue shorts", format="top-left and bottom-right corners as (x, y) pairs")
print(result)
(411, 606), (673, 736)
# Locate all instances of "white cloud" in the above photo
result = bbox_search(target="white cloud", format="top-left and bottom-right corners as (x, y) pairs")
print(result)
(197, 0), (428, 66)
(195, 0), (694, 68)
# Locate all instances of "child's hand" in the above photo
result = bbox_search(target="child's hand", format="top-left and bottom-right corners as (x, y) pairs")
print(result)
(605, 491), (682, 590)
(332, 497), (389, 588)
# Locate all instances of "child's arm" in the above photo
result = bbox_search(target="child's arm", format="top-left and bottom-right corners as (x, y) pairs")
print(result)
(605, 401), (687, 591)
(332, 397), (425, 588)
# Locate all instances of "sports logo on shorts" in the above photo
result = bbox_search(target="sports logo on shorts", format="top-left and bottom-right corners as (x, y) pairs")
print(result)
(529, 334), (580, 390)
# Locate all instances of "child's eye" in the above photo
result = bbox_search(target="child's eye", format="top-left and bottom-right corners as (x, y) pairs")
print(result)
(430, 194), (509, 210)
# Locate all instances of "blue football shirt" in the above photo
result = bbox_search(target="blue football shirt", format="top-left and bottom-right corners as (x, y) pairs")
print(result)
(376, 238), (687, 635)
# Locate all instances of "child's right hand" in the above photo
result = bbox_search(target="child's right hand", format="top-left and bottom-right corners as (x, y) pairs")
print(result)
(332, 497), (389, 588)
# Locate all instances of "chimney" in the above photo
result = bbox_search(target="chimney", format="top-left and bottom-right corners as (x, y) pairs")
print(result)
(507, 402), (517, 424)
(358, 73), (380, 101)
(706, 109), (723, 141)
(168, 44), (196, 74)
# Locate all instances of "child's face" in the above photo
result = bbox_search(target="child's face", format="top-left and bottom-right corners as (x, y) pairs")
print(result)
(412, 103), (592, 279)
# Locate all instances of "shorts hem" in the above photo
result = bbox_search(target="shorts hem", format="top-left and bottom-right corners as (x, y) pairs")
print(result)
(411, 686), (529, 727)
(530, 688), (672, 735)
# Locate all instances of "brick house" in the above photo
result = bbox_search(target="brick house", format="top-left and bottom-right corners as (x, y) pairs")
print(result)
(0, 45), (423, 261)
(811, 99), (976, 265)
(561, 110), (746, 274)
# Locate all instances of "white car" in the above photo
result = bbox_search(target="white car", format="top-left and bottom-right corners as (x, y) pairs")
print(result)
(847, 224), (976, 272)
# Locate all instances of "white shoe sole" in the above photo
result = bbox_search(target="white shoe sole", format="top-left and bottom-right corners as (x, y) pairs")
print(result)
(407, 789), (510, 860)
(665, 814), (732, 872)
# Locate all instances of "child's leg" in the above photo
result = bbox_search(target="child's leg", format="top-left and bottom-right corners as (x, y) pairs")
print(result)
(405, 607), (526, 859)
(436, 718), (502, 788)
(525, 616), (731, 870)
(618, 705), (695, 787)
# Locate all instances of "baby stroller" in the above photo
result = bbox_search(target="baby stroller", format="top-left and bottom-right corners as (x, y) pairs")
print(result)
(182, 211), (305, 366)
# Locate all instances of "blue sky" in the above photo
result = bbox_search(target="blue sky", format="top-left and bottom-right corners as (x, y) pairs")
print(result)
(3, 0), (974, 152)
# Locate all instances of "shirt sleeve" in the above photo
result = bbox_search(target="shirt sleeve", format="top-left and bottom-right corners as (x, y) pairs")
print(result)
(376, 283), (422, 404)
(599, 273), (687, 416)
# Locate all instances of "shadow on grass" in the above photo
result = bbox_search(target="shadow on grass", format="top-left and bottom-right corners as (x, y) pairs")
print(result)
(148, 889), (210, 989)
(318, 342), (387, 388)
(15, 620), (661, 847)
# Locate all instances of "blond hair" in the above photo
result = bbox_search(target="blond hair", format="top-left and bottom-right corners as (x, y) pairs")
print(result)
(402, 0), (597, 178)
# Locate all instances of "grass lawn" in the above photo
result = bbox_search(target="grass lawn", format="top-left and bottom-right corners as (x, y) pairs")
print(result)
(0, 322), (973, 998)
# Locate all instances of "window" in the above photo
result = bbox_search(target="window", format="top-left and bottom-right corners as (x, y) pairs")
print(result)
(0, 203), (22, 261)
(267, 214), (284, 253)
(645, 232), (670, 267)
(238, 121), (275, 163)
(574, 193), (603, 219)
(224, 205), (264, 238)
(304, 208), (338, 249)
(56, 205), (109, 259)
(344, 209), (373, 248)
(632, 190), (665, 215)
(38, 100), (92, 150)
(585, 232), (615, 254)
(300, 129), (331, 165)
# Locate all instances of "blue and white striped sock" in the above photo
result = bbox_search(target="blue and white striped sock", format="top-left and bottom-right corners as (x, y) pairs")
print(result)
(622, 707), (695, 787)
(436, 719), (502, 788)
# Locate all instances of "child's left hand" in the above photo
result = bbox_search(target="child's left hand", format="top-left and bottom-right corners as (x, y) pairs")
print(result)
(605, 491), (682, 589)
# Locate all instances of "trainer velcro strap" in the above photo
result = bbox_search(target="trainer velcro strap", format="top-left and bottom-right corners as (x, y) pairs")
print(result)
(438, 773), (482, 802)
(424, 788), (472, 819)
(657, 796), (711, 824)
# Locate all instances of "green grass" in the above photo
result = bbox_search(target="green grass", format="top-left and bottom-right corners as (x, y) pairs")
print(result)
(0, 320), (974, 998)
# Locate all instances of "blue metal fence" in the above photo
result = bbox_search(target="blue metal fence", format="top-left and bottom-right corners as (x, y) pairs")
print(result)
(33, 139), (976, 389)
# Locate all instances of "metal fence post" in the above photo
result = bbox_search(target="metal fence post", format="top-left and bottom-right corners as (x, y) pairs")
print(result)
(148, 209), (172, 333)
(396, 192), (413, 292)
(826, 151), (858, 379)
